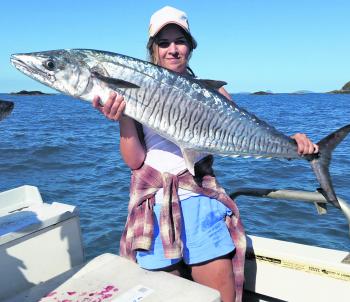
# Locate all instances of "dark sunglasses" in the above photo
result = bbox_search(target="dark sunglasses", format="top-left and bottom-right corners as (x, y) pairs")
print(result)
(155, 38), (188, 49)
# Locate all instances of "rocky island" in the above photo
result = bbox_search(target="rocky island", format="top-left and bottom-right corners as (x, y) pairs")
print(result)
(10, 90), (52, 95)
(251, 91), (273, 95)
(328, 81), (350, 94)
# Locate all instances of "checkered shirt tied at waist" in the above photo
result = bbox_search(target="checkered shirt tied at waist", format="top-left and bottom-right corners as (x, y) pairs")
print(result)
(119, 162), (246, 302)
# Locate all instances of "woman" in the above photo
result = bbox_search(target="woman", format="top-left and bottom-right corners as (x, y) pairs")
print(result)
(93, 6), (318, 302)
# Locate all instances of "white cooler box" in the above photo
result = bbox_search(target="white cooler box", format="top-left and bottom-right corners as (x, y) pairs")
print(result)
(0, 185), (84, 300)
(9, 253), (221, 302)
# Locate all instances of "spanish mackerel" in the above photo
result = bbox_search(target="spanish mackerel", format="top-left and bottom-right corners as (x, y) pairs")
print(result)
(10, 49), (350, 209)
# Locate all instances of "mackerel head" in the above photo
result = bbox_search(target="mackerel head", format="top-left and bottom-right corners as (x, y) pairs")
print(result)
(10, 49), (350, 209)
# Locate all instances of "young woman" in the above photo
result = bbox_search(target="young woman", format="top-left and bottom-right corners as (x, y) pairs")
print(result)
(93, 6), (318, 302)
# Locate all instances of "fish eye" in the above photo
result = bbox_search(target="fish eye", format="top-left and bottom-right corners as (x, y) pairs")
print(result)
(44, 59), (55, 71)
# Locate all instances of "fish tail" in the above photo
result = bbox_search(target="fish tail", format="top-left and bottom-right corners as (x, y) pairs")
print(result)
(309, 124), (350, 208)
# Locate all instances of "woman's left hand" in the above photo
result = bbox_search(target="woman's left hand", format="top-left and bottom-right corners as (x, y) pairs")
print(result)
(291, 133), (319, 155)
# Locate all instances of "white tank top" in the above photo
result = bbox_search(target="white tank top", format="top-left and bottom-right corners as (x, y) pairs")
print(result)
(143, 126), (202, 203)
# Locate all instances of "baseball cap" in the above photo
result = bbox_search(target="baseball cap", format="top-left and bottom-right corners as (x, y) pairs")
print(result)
(149, 6), (197, 49)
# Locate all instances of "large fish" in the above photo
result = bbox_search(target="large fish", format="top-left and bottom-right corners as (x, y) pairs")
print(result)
(10, 49), (350, 209)
(0, 100), (14, 121)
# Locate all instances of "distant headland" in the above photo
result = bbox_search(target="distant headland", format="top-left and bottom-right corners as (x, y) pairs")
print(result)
(327, 81), (350, 94)
(250, 81), (350, 95)
(10, 90), (53, 95)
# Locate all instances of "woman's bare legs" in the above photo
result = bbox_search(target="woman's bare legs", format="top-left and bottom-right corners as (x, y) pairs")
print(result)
(191, 255), (235, 302)
(152, 255), (235, 301)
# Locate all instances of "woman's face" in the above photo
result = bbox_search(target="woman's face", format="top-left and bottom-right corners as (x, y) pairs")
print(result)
(156, 24), (191, 74)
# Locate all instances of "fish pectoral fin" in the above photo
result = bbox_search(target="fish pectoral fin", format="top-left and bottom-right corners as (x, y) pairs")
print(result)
(196, 79), (227, 90)
(92, 71), (140, 88)
(181, 148), (202, 176)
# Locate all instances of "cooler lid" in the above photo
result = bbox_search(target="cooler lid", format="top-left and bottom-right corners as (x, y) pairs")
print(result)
(0, 185), (43, 215)
(0, 186), (78, 245)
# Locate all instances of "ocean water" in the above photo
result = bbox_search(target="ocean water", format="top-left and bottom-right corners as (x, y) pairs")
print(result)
(0, 93), (349, 260)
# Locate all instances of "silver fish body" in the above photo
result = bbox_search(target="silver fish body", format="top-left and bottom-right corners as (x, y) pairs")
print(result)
(10, 49), (298, 158)
(10, 49), (350, 208)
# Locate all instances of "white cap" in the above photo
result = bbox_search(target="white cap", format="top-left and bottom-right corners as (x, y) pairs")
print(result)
(149, 6), (197, 49)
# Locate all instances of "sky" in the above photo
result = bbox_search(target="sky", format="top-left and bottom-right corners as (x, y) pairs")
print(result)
(1, 0), (349, 94)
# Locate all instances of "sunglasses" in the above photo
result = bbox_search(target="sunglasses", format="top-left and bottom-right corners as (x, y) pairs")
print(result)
(155, 38), (188, 48)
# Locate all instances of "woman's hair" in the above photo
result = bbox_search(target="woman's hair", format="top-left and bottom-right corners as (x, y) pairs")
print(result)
(146, 38), (160, 64)
(146, 26), (196, 76)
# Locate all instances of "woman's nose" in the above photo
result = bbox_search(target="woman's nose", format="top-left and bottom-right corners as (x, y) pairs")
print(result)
(168, 42), (178, 53)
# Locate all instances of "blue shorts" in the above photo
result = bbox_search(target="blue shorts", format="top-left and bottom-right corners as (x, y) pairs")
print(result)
(136, 195), (235, 269)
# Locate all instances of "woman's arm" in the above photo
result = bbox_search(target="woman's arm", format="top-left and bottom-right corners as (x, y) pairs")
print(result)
(92, 91), (146, 170)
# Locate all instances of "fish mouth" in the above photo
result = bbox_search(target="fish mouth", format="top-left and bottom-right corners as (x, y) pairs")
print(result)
(11, 54), (54, 85)
(11, 55), (34, 76)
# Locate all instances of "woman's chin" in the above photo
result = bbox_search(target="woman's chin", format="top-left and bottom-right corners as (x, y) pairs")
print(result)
(170, 65), (187, 73)
(163, 61), (186, 73)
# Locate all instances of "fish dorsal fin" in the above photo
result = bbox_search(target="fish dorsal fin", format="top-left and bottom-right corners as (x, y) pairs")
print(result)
(92, 71), (140, 89)
(196, 79), (227, 90)
(181, 148), (203, 175)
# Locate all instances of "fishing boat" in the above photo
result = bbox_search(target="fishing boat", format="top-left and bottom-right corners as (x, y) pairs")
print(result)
(1, 185), (349, 302)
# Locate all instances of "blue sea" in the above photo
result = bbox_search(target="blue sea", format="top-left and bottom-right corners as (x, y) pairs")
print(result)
(0, 93), (349, 260)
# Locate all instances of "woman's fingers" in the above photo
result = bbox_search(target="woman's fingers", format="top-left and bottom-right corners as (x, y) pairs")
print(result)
(92, 91), (126, 121)
(92, 95), (103, 112)
(292, 133), (319, 155)
(103, 91), (117, 115)
(108, 93), (126, 120)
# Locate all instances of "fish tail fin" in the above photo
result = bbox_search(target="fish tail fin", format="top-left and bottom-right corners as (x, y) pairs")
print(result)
(310, 124), (350, 208)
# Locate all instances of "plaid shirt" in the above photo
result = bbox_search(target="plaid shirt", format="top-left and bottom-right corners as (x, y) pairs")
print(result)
(119, 163), (246, 302)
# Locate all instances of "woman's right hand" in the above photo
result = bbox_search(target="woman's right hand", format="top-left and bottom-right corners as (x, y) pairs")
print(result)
(92, 91), (126, 121)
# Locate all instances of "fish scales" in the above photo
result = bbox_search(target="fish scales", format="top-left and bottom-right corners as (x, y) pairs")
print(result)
(103, 52), (263, 155)
(168, 91), (184, 137)
(119, 57), (227, 150)
(157, 84), (174, 132)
